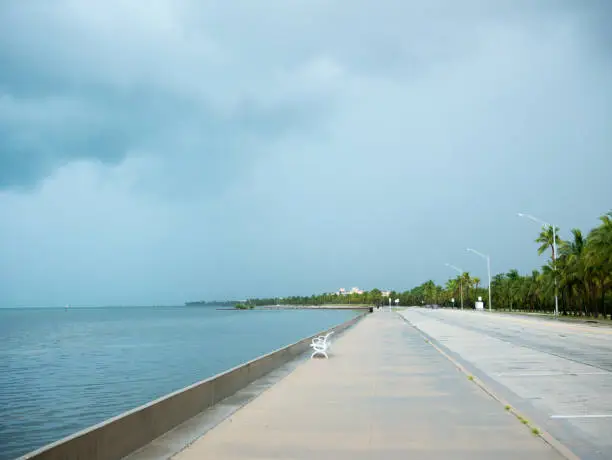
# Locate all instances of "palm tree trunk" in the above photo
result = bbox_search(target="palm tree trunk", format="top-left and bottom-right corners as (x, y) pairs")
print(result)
(591, 281), (598, 317)
(600, 276), (608, 320)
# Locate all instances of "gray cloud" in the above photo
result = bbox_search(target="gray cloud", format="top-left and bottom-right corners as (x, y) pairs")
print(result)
(0, 1), (337, 189)
(3, 0), (608, 190)
(1, 1), (611, 306)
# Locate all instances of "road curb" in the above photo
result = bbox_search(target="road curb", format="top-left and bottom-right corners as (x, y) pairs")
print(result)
(397, 313), (581, 460)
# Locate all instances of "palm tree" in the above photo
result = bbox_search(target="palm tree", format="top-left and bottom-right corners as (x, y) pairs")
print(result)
(587, 212), (612, 273)
(446, 276), (467, 308)
(506, 269), (520, 311)
(461, 272), (472, 307)
(472, 277), (481, 305)
(558, 228), (588, 314)
(536, 225), (562, 262)
(536, 225), (562, 314)
(538, 264), (556, 312)
(422, 280), (437, 305)
(473, 277), (481, 292)
(585, 211), (612, 317)
(445, 278), (458, 306)
(526, 269), (541, 311)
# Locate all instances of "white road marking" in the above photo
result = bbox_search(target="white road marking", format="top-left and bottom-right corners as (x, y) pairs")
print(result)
(497, 371), (610, 377)
(551, 414), (612, 419)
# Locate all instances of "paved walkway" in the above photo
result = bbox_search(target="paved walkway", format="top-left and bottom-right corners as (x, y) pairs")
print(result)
(173, 311), (564, 459)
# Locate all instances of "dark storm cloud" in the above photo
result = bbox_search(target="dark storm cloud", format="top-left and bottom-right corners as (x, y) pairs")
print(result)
(1, 0), (611, 190)
(0, 1), (331, 190)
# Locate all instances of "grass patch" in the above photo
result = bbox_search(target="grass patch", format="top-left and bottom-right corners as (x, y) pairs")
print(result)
(513, 413), (540, 434)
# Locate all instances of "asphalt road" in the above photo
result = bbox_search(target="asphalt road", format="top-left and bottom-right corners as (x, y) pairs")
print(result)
(401, 308), (612, 460)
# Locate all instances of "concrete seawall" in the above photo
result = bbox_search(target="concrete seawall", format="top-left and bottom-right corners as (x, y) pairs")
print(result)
(20, 313), (366, 460)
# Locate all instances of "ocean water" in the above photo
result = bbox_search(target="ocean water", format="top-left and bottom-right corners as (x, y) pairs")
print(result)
(0, 306), (359, 459)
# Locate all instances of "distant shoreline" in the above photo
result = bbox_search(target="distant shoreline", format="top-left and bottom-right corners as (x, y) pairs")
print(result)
(223, 304), (371, 311)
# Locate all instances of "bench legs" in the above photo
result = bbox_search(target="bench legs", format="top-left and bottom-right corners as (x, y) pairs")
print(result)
(311, 349), (328, 359)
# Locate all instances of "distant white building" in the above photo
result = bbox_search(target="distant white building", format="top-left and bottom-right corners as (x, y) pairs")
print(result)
(336, 287), (364, 295)
(381, 290), (391, 297)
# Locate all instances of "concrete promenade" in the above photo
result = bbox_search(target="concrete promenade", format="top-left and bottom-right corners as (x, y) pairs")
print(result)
(173, 311), (563, 459)
(402, 308), (612, 459)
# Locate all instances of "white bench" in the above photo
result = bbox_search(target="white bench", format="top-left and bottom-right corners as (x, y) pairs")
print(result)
(310, 331), (334, 359)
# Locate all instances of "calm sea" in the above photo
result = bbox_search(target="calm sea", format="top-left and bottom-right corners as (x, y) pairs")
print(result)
(0, 306), (359, 459)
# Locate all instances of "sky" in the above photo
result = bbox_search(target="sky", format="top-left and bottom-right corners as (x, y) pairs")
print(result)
(1, 1), (611, 307)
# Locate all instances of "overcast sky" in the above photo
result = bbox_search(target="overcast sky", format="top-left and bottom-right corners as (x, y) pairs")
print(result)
(1, 1), (611, 307)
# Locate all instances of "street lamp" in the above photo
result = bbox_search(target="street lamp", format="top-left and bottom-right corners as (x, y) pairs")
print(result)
(445, 263), (464, 310)
(517, 212), (559, 316)
(466, 248), (492, 312)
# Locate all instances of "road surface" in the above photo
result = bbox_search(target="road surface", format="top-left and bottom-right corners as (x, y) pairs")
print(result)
(401, 308), (612, 459)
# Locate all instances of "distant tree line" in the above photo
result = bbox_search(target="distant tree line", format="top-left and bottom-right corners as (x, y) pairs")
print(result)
(185, 300), (241, 307)
(239, 211), (612, 318)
